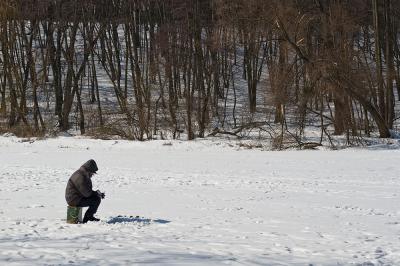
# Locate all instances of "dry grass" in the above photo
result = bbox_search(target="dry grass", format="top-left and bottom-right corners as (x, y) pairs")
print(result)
(0, 123), (45, 138)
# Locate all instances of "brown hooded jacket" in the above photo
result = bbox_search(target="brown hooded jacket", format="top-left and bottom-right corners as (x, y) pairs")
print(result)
(65, 160), (97, 206)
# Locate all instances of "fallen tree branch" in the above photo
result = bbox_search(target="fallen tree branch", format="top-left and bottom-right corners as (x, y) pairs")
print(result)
(207, 121), (275, 138)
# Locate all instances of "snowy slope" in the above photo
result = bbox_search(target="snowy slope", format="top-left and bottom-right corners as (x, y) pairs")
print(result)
(0, 136), (399, 265)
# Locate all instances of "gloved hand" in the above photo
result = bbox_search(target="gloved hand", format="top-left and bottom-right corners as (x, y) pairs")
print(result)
(96, 190), (105, 199)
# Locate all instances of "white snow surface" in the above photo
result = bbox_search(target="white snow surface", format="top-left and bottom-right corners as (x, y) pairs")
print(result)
(0, 136), (399, 266)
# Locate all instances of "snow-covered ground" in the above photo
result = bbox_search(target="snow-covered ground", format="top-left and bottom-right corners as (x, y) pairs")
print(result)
(0, 135), (399, 265)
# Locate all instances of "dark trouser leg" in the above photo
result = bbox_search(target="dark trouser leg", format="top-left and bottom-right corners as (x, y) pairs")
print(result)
(77, 193), (101, 219)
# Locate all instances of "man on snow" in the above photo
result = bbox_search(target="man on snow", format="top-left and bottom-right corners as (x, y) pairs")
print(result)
(65, 159), (105, 223)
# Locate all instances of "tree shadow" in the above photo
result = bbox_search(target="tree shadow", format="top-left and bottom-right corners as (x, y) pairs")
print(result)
(107, 215), (170, 225)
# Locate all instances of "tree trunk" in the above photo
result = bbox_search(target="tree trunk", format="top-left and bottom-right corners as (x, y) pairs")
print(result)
(384, 0), (395, 129)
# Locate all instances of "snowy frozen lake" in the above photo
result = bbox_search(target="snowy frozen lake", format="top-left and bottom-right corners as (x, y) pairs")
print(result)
(0, 136), (399, 265)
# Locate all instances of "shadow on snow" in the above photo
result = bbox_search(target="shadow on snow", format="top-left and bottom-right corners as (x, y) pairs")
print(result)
(107, 215), (170, 225)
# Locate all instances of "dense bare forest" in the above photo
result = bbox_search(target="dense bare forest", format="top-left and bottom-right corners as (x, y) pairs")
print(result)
(0, 0), (399, 147)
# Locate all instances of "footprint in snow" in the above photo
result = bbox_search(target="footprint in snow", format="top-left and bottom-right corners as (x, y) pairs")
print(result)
(22, 204), (45, 209)
(375, 247), (387, 259)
